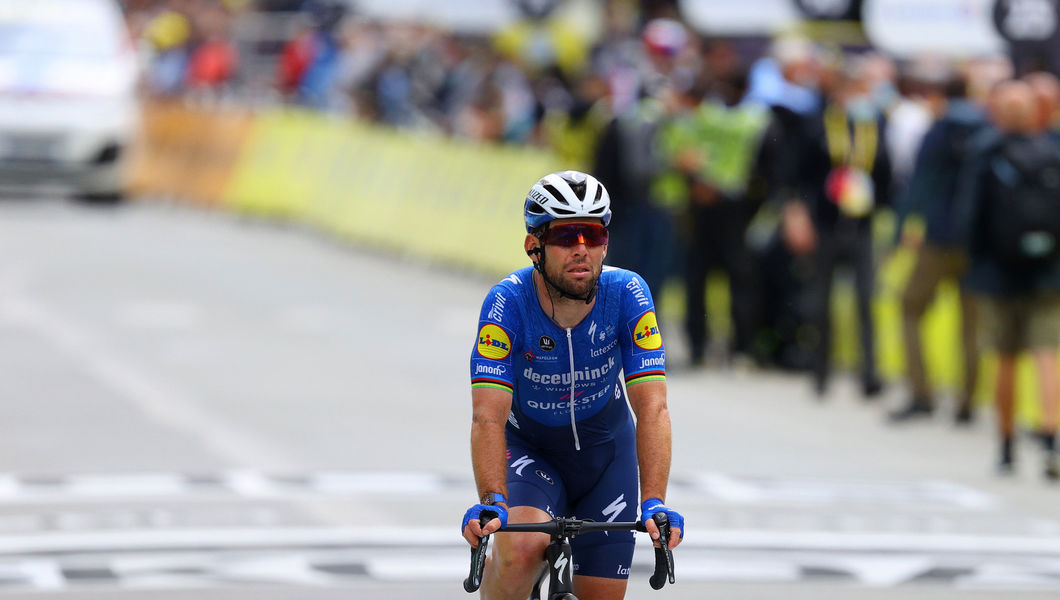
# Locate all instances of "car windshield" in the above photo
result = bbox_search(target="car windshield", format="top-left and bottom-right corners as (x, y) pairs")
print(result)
(0, 1), (121, 60)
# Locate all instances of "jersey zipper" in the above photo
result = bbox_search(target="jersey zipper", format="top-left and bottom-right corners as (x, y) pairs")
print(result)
(565, 327), (581, 451)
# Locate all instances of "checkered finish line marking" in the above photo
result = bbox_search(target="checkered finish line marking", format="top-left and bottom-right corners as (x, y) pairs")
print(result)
(0, 534), (1059, 591)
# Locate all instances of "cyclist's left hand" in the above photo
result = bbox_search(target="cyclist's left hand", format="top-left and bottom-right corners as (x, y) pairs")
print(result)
(640, 498), (684, 550)
(461, 503), (508, 548)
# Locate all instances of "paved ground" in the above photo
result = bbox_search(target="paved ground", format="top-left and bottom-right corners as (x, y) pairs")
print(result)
(0, 197), (1059, 599)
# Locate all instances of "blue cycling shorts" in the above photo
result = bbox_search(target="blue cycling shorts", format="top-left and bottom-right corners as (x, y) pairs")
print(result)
(505, 425), (639, 580)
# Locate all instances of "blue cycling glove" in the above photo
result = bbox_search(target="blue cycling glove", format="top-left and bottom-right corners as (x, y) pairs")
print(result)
(640, 498), (684, 538)
(461, 494), (509, 534)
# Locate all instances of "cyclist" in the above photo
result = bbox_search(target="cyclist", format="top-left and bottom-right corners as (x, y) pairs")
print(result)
(462, 170), (685, 599)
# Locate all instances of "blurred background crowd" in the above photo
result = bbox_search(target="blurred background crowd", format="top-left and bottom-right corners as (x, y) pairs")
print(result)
(113, 0), (1060, 476)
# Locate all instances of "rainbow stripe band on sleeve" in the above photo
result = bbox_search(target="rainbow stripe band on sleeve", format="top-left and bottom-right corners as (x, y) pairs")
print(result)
(472, 378), (514, 393)
(624, 371), (666, 387)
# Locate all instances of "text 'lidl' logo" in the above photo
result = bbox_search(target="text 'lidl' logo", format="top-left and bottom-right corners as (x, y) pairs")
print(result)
(633, 311), (662, 350)
(478, 324), (512, 360)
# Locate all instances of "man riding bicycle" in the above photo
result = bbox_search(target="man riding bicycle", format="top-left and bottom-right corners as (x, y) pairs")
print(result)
(462, 170), (685, 599)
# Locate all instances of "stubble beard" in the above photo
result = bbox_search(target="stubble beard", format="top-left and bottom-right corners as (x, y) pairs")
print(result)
(544, 258), (601, 300)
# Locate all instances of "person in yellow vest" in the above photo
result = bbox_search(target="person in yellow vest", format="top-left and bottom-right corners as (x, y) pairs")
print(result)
(782, 56), (892, 397)
(540, 75), (613, 171)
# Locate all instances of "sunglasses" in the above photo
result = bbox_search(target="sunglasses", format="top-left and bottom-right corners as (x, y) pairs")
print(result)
(539, 223), (609, 247)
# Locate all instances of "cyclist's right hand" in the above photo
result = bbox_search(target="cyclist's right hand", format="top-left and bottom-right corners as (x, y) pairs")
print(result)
(461, 502), (508, 548)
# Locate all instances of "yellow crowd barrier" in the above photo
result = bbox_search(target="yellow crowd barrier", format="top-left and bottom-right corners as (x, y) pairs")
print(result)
(130, 103), (1048, 426)
(222, 109), (565, 275)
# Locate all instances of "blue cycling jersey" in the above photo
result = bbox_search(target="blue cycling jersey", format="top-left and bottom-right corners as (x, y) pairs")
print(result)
(470, 265), (666, 452)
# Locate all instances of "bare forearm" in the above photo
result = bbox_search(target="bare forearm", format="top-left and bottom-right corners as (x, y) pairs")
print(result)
(470, 388), (512, 499)
(628, 381), (672, 502)
(637, 406), (672, 502)
(471, 418), (508, 498)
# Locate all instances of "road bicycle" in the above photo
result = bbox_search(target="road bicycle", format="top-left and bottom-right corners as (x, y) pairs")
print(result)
(464, 512), (676, 600)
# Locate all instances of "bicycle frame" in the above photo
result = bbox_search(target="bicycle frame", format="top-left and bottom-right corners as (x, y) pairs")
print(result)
(464, 513), (675, 600)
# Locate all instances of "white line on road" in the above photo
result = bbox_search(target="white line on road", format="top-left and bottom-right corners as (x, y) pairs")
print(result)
(65, 474), (188, 498)
(2, 527), (1060, 557)
(689, 473), (997, 510)
(0, 560), (65, 590)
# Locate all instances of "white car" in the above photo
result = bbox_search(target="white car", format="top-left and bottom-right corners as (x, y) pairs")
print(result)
(0, 0), (139, 201)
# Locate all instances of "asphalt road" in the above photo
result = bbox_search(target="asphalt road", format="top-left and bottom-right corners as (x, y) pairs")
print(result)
(1, 196), (1059, 599)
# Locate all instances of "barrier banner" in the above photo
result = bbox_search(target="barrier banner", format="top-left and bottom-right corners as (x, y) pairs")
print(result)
(222, 109), (564, 275)
(128, 100), (253, 205)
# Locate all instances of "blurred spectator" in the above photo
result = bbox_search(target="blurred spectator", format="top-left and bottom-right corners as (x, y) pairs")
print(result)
(965, 55), (1015, 120)
(330, 20), (387, 117)
(655, 72), (769, 366)
(957, 79), (1060, 478)
(744, 35), (821, 117)
(786, 56), (892, 397)
(883, 56), (938, 199)
(540, 75), (612, 169)
(890, 70), (987, 424)
(1024, 71), (1060, 137)
(746, 36), (825, 371)
(634, 18), (701, 111)
(277, 19), (317, 97)
(273, 0), (346, 108)
(593, 18), (696, 298)
(143, 0), (193, 96)
(186, 5), (238, 93)
(452, 73), (505, 141)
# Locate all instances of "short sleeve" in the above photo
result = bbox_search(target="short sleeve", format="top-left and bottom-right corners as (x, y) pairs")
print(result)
(469, 285), (521, 394)
(617, 273), (666, 387)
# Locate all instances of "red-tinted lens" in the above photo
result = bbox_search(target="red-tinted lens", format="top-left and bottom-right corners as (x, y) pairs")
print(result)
(540, 224), (609, 247)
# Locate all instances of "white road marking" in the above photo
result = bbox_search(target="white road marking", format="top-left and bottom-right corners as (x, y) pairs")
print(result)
(366, 553), (466, 581)
(219, 554), (334, 586)
(0, 475), (22, 500)
(224, 470), (281, 498)
(0, 526), (1058, 558)
(311, 472), (444, 495)
(0, 527), (446, 555)
(689, 472), (997, 510)
(65, 474), (188, 498)
(0, 560), (65, 590)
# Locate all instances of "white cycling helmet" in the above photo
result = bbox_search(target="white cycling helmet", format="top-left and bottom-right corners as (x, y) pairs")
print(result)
(524, 170), (612, 233)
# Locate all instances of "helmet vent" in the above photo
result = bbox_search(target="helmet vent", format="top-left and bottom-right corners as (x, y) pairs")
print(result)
(568, 181), (586, 199)
(542, 184), (567, 205)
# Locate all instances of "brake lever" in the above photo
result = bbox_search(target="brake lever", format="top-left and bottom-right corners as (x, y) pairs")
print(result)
(648, 513), (675, 590)
(463, 511), (497, 593)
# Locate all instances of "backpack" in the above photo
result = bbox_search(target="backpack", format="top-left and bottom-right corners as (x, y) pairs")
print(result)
(987, 135), (1060, 267)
